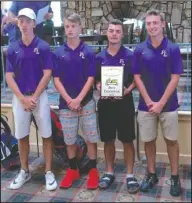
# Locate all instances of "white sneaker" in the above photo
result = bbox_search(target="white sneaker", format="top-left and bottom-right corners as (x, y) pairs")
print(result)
(9, 169), (31, 189)
(45, 171), (57, 191)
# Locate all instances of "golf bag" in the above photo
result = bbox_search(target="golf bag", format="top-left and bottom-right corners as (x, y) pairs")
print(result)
(31, 109), (90, 174)
(1, 115), (19, 168)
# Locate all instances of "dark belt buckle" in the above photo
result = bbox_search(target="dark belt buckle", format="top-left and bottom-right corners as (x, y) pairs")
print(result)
(24, 92), (34, 96)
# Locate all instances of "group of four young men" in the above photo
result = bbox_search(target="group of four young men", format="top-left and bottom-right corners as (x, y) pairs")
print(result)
(6, 8), (183, 197)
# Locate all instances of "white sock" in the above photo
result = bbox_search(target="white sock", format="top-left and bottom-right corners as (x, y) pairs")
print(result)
(126, 174), (134, 179)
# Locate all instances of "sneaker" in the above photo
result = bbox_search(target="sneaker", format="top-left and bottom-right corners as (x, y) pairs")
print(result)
(170, 177), (181, 197)
(9, 169), (31, 190)
(45, 171), (57, 191)
(87, 168), (99, 189)
(126, 177), (140, 194)
(60, 168), (80, 189)
(140, 173), (158, 192)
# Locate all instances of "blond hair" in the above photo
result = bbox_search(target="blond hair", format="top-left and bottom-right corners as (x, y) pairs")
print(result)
(145, 9), (165, 21)
(64, 12), (81, 25)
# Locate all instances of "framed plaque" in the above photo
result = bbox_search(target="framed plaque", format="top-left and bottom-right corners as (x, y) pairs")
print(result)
(101, 66), (124, 97)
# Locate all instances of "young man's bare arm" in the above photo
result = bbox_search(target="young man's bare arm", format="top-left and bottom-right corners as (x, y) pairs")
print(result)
(53, 77), (72, 105)
(124, 81), (136, 95)
(6, 72), (36, 110)
(159, 74), (180, 106)
(7, 11), (18, 25)
(6, 72), (24, 100)
(77, 77), (94, 102)
(134, 74), (153, 106)
(68, 77), (94, 110)
(33, 69), (52, 99)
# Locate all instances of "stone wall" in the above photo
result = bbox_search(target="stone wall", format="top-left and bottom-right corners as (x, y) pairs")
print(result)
(60, 1), (191, 43)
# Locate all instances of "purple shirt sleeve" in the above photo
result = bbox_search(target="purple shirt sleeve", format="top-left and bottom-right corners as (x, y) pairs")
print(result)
(9, 2), (18, 15)
(132, 46), (142, 74)
(40, 45), (54, 70)
(170, 45), (184, 74)
(6, 46), (15, 72)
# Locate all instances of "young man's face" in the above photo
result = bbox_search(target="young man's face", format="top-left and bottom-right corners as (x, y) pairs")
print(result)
(17, 16), (36, 36)
(145, 15), (165, 38)
(64, 19), (81, 39)
(107, 24), (123, 45)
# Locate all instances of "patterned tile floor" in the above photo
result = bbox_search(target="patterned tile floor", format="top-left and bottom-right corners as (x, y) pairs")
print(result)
(1, 153), (191, 202)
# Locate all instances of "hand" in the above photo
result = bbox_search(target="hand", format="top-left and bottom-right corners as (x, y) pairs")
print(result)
(68, 98), (82, 111)
(20, 96), (37, 112)
(96, 82), (101, 91)
(146, 100), (154, 109)
(124, 87), (131, 96)
(148, 102), (164, 115)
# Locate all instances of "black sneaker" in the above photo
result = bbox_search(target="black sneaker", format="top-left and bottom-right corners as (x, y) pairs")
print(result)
(170, 177), (181, 197)
(126, 177), (140, 194)
(140, 173), (158, 192)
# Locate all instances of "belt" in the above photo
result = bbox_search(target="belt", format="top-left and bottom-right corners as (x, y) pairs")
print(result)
(23, 92), (34, 96)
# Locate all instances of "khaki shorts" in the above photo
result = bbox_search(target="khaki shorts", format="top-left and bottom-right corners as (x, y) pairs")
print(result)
(59, 100), (100, 145)
(137, 110), (178, 142)
(12, 91), (52, 140)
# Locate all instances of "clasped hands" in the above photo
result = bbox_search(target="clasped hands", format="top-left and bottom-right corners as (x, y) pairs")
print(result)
(146, 101), (165, 115)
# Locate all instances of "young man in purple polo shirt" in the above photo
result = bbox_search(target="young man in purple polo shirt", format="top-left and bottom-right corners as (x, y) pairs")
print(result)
(132, 10), (183, 196)
(95, 19), (139, 194)
(53, 13), (100, 189)
(6, 8), (57, 191)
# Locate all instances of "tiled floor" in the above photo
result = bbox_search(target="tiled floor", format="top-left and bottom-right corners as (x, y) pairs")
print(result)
(1, 153), (191, 202)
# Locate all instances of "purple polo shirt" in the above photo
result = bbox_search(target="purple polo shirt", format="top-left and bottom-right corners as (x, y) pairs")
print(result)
(132, 37), (183, 112)
(6, 36), (54, 94)
(53, 41), (96, 109)
(96, 45), (134, 93)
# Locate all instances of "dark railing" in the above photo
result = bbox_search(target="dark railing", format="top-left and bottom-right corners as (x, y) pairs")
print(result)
(1, 43), (191, 111)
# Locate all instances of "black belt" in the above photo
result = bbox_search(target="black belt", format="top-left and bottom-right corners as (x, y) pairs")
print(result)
(23, 92), (34, 96)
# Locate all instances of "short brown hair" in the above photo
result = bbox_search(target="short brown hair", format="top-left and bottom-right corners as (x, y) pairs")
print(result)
(145, 9), (165, 22)
(64, 12), (81, 25)
(108, 19), (123, 27)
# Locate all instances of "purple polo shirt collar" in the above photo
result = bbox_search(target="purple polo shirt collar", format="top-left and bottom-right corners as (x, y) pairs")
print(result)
(18, 35), (38, 48)
(146, 36), (168, 50)
(105, 45), (124, 58)
(63, 40), (84, 52)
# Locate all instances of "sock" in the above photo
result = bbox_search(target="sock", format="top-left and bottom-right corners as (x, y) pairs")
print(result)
(171, 174), (179, 181)
(69, 157), (78, 170)
(126, 174), (134, 179)
(89, 159), (97, 169)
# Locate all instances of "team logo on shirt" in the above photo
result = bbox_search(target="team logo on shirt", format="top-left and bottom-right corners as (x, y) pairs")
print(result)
(161, 50), (168, 57)
(34, 48), (40, 55)
(119, 59), (125, 66)
(79, 52), (85, 59)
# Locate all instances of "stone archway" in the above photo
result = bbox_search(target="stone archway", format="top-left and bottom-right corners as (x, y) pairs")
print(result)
(60, 1), (191, 43)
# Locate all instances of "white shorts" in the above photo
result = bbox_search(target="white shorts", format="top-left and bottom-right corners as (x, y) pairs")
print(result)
(12, 91), (52, 140)
(137, 110), (179, 142)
